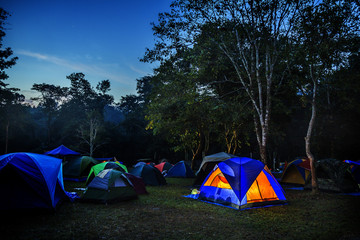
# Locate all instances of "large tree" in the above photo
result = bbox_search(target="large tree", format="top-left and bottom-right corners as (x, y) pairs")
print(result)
(0, 8), (18, 101)
(0, 8), (22, 153)
(145, 58), (217, 166)
(54, 73), (114, 155)
(143, 0), (304, 165)
(31, 83), (68, 145)
(292, 0), (360, 192)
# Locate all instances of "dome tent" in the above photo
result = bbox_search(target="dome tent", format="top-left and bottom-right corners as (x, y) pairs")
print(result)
(166, 161), (195, 178)
(86, 161), (128, 185)
(44, 145), (81, 156)
(280, 158), (311, 185)
(63, 156), (98, 181)
(130, 164), (166, 186)
(186, 157), (286, 210)
(133, 162), (146, 168)
(154, 162), (173, 174)
(344, 160), (360, 184)
(194, 152), (237, 186)
(0, 152), (72, 210)
(125, 173), (148, 195)
(82, 169), (137, 203)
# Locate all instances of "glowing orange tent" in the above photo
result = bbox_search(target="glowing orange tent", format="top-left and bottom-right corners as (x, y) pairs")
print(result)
(191, 157), (286, 209)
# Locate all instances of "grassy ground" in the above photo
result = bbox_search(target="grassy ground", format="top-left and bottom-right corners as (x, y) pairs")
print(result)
(1, 178), (360, 240)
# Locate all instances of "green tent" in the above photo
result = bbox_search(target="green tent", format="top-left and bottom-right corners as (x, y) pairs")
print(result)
(82, 169), (137, 203)
(86, 161), (128, 185)
(63, 156), (98, 179)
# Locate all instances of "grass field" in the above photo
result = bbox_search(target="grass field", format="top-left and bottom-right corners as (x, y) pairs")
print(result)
(2, 178), (360, 240)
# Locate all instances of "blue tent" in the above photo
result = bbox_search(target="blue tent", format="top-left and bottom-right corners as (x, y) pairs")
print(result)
(45, 145), (81, 156)
(187, 157), (286, 210)
(166, 161), (195, 178)
(130, 164), (166, 186)
(0, 152), (72, 210)
(344, 160), (360, 184)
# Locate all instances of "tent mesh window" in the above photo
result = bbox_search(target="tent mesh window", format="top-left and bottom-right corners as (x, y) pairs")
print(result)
(246, 171), (279, 203)
(203, 168), (231, 189)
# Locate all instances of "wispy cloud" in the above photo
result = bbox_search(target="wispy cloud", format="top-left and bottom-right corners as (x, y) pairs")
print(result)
(128, 63), (156, 76)
(16, 50), (134, 85)
(129, 64), (151, 76)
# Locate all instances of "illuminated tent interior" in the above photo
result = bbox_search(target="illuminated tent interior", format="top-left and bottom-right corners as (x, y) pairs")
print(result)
(195, 157), (287, 210)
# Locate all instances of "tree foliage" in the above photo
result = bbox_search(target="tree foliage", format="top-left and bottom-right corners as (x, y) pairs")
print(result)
(1, 3), (360, 172)
(142, 0), (309, 165)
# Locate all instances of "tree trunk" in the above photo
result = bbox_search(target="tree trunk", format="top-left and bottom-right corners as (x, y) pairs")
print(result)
(220, 40), (273, 166)
(305, 80), (318, 194)
(254, 114), (268, 165)
(191, 131), (207, 170)
(259, 143), (267, 166)
(89, 118), (95, 157)
(5, 120), (9, 154)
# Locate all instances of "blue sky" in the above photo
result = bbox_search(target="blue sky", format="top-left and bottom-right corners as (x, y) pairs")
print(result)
(2, 0), (171, 103)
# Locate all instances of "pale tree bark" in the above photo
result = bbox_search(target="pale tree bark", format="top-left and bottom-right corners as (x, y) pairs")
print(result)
(220, 42), (273, 166)
(79, 115), (102, 157)
(305, 68), (318, 193)
(89, 118), (98, 157)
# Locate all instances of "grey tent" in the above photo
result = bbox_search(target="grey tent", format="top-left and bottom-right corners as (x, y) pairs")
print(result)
(193, 152), (237, 186)
(82, 169), (137, 203)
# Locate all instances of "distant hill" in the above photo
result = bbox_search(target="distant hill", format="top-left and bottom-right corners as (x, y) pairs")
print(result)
(103, 105), (124, 124)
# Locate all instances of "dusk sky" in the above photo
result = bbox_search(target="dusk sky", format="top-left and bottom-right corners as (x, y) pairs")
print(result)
(1, 0), (171, 103)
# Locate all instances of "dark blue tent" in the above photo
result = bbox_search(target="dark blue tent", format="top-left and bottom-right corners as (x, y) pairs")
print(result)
(130, 164), (166, 186)
(0, 152), (72, 210)
(45, 145), (80, 156)
(344, 160), (360, 184)
(166, 161), (195, 178)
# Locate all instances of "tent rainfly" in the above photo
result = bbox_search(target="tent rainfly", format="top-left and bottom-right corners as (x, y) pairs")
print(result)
(186, 157), (287, 210)
(130, 164), (166, 186)
(82, 169), (137, 203)
(63, 156), (98, 181)
(166, 161), (195, 178)
(194, 152), (237, 186)
(86, 161), (128, 185)
(44, 145), (81, 156)
(154, 162), (173, 174)
(0, 152), (73, 210)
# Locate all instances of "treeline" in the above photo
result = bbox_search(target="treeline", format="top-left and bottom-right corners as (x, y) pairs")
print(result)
(1, 2), (360, 169)
(0, 71), (174, 166)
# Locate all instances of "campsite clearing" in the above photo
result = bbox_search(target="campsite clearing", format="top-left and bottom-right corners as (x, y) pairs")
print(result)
(1, 178), (359, 240)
